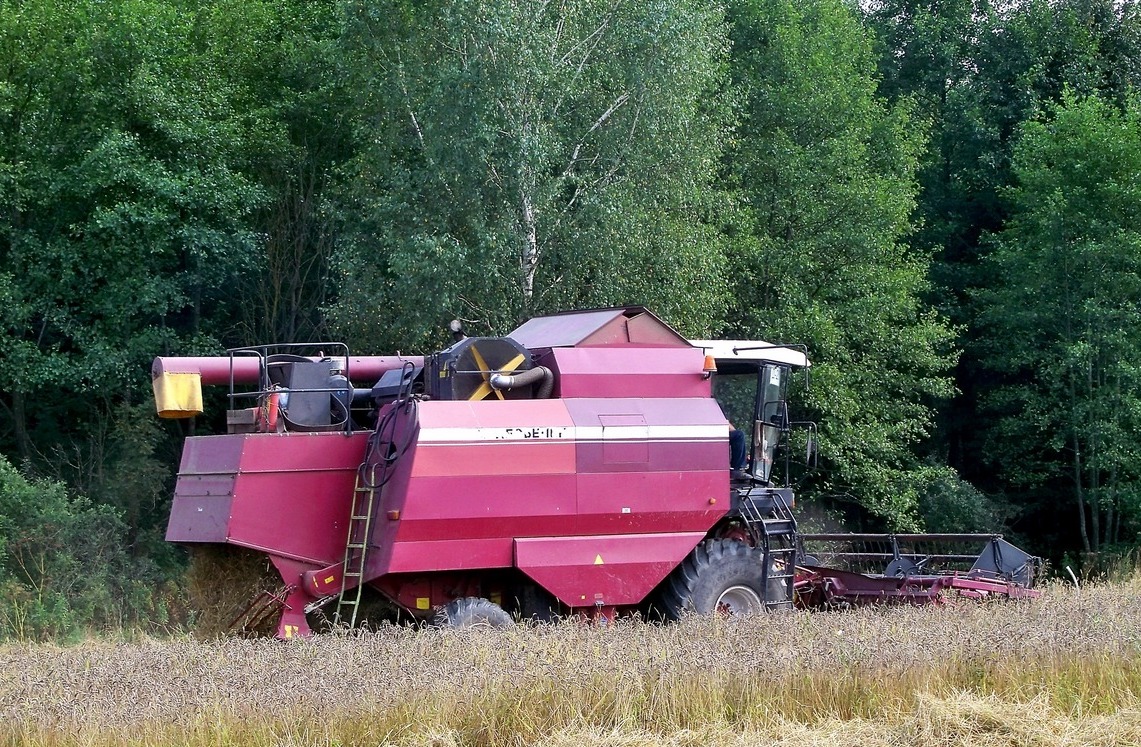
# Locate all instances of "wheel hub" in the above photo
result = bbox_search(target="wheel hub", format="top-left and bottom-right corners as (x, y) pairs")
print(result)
(715, 584), (763, 615)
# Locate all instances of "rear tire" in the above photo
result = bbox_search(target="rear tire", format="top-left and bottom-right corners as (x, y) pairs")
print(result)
(659, 539), (774, 620)
(433, 597), (515, 629)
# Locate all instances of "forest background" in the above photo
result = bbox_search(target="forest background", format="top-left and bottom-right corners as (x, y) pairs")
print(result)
(0, 0), (1139, 640)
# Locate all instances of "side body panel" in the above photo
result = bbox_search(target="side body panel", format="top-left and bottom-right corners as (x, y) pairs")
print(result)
(167, 432), (365, 565)
(169, 391), (731, 609)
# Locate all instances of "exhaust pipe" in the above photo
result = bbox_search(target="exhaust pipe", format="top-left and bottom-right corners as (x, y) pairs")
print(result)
(490, 366), (554, 398)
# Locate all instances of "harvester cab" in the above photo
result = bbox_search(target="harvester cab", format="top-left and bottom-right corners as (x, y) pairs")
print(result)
(691, 340), (814, 489)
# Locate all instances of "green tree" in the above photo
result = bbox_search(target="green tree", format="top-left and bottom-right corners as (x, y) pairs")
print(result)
(725, 0), (957, 528)
(865, 0), (1141, 502)
(196, 0), (353, 344)
(0, 0), (263, 467)
(978, 91), (1141, 557)
(867, 0), (1141, 309)
(330, 0), (733, 348)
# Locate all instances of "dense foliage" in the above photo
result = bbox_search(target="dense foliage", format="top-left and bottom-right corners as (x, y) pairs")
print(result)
(331, 0), (733, 347)
(977, 92), (1141, 556)
(0, 454), (176, 640)
(866, 0), (1141, 554)
(724, 0), (955, 528)
(1, 0), (1140, 637)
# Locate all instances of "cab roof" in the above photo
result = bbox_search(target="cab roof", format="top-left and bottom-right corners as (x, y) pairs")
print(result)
(689, 339), (810, 371)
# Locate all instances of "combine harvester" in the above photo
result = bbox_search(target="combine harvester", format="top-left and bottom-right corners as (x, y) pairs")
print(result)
(152, 307), (1040, 638)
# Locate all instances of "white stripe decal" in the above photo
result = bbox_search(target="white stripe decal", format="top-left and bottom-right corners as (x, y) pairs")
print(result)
(416, 424), (725, 443)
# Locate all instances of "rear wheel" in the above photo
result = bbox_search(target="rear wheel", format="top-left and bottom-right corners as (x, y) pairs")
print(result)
(659, 539), (772, 620)
(433, 597), (515, 629)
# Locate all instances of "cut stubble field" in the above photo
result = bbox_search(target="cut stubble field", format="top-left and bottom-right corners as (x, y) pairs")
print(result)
(2, 581), (1141, 747)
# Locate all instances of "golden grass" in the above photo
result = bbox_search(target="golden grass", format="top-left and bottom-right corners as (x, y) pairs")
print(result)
(2, 580), (1141, 746)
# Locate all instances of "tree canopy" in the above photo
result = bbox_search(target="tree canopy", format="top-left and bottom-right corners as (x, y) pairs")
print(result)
(978, 91), (1141, 555)
(329, 0), (733, 348)
(3, 0), (1141, 637)
(723, 0), (956, 528)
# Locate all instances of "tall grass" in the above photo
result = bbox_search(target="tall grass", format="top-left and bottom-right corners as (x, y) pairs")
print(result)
(3, 581), (1141, 746)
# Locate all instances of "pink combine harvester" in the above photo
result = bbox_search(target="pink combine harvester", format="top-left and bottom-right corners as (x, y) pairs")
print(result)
(153, 307), (1039, 638)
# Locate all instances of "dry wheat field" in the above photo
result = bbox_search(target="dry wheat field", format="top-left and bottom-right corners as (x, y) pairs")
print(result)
(2, 581), (1141, 747)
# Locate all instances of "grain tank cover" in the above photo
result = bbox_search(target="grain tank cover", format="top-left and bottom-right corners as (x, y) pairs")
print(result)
(510, 307), (706, 398)
(509, 307), (690, 349)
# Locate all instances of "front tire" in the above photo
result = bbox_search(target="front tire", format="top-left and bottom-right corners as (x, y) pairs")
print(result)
(659, 539), (772, 620)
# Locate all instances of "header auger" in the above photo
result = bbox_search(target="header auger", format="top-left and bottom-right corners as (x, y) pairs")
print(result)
(154, 307), (1039, 638)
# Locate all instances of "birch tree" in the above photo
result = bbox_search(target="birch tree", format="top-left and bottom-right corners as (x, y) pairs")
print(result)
(330, 0), (732, 347)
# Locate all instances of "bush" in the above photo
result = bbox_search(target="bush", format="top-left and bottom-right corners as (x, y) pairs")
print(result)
(0, 454), (181, 641)
(917, 467), (1008, 534)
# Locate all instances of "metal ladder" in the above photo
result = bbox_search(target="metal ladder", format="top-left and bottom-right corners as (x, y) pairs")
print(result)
(332, 385), (418, 628)
(741, 490), (798, 611)
(333, 435), (384, 628)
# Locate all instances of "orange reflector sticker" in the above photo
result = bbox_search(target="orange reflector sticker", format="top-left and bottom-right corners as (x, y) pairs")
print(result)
(416, 597), (430, 610)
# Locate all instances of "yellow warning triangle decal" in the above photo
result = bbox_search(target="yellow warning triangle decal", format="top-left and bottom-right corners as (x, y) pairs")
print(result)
(594, 554), (604, 565)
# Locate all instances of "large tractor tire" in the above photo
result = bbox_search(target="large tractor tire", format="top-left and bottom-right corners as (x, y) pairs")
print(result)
(659, 539), (776, 620)
(433, 597), (515, 629)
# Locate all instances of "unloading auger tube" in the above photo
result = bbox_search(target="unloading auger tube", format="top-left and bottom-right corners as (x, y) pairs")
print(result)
(154, 306), (1042, 639)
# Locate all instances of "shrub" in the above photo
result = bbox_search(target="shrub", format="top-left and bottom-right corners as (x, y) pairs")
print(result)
(0, 454), (179, 641)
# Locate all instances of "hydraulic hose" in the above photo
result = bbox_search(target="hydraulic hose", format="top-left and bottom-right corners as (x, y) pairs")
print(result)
(361, 362), (420, 490)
